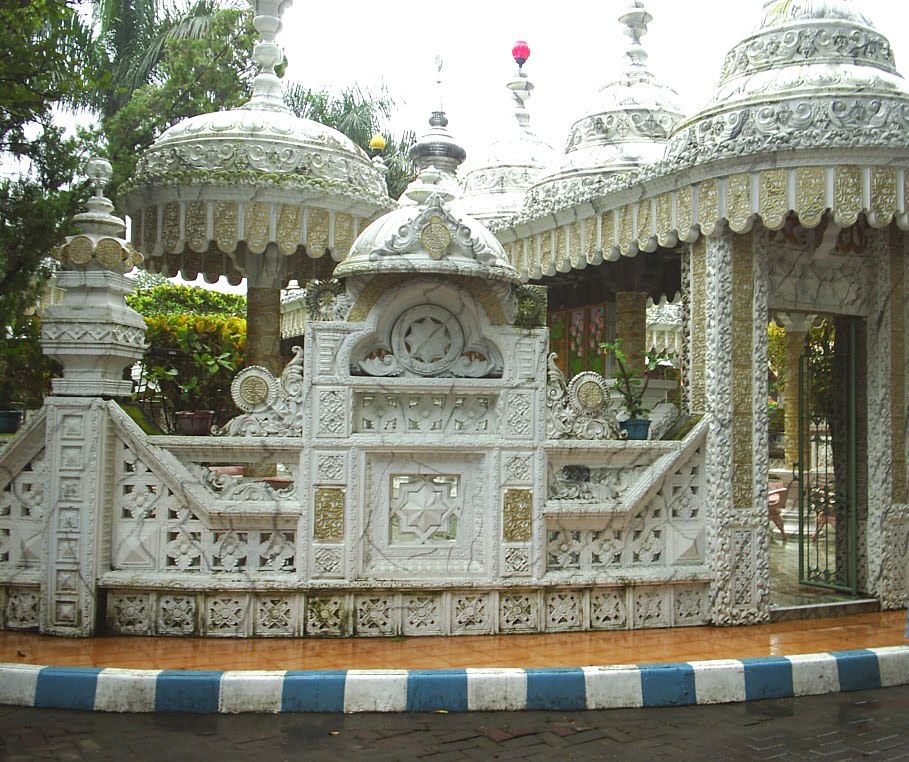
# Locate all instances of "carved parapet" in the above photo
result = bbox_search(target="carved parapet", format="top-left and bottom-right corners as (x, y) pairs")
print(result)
(546, 354), (624, 440)
(216, 346), (305, 436)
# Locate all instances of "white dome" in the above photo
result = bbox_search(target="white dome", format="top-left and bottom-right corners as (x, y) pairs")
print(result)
(665, 0), (909, 168)
(335, 171), (519, 284)
(457, 64), (557, 224)
(137, 105), (387, 197)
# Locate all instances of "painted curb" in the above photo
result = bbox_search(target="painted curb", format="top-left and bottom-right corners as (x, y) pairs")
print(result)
(1, 647), (907, 714)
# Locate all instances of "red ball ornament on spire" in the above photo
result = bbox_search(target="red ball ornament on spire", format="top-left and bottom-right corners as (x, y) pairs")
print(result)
(512, 40), (530, 69)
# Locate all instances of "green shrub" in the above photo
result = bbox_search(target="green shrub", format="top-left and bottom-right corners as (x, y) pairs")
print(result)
(137, 314), (245, 429)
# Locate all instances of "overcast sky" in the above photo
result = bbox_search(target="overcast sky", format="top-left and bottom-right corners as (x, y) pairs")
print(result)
(279, 0), (909, 160)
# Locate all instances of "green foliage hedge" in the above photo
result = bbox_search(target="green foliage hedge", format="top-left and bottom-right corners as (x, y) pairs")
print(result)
(137, 313), (245, 429)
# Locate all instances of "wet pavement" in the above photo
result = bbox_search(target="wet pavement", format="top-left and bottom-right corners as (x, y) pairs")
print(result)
(2, 684), (908, 760)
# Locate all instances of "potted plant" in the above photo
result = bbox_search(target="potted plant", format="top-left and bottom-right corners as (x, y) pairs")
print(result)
(135, 314), (244, 435)
(600, 339), (665, 440)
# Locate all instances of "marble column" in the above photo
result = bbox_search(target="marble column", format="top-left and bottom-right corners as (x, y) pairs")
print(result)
(615, 291), (648, 373)
(704, 226), (770, 626)
(776, 313), (815, 470)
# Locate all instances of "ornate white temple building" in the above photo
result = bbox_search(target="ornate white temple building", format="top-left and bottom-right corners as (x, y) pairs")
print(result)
(0, 0), (906, 638)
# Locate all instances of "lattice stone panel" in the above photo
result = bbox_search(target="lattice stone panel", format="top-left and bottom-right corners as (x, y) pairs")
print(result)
(545, 590), (584, 631)
(355, 595), (397, 636)
(403, 595), (443, 636)
(255, 596), (297, 637)
(112, 439), (298, 576)
(0, 453), (48, 572)
(107, 592), (153, 635)
(451, 593), (493, 635)
(205, 595), (250, 637)
(102, 584), (705, 637)
(499, 592), (540, 633)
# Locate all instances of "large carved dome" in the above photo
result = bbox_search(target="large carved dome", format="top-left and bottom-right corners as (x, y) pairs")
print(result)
(121, 0), (392, 285)
(665, 0), (909, 169)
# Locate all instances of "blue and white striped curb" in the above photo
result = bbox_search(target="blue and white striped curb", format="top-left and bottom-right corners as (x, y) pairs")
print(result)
(1, 647), (907, 714)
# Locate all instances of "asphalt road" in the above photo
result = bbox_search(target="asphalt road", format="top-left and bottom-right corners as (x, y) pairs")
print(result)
(2, 685), (909, 761)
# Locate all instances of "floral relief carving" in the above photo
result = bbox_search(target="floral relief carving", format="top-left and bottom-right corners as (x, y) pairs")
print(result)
(546, 591), (582, 630)
(306, 596), (345, 636)
(207, 596), (246, 634)
(5, 589), (40, 629)
(355, 596), (395, 636)
(504, 547), (530, 574)
(404, 596), (442, 635)
(256, 597), (294, 635)
(500, 593), (538, 631)
(591, 590), (627, 630)
(158, 595), (196, 635)
(109, 594), (150, 634)
(452, 594), (490, 633)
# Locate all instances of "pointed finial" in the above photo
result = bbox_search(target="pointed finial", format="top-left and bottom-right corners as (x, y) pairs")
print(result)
(618, 0), (652, 70)
(246, 0), (293, 111)
(434, 54), (445, 112)
(507, 40), (535, 130)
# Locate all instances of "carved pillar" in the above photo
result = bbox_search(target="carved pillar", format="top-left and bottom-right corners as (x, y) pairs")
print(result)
(705, 227), (770, 625)
(867, 226), (909, 608)
(37, 158), (142, 635)
(246, 243), (288, 377)
(688, 238), (708, 415)
(776, 313), (815, 470)
(41, 398), (112, 635)
(615, 291), (648, 373)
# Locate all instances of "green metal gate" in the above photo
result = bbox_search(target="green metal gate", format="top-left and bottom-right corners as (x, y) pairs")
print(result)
(796, 319), (858, 593)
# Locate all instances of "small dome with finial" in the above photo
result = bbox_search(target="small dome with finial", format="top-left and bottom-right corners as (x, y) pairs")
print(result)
(335, 168), (519, 284)
(399, 57), (468, 205)
(457, 40), (557, 224)
(527, 1), (683, 209)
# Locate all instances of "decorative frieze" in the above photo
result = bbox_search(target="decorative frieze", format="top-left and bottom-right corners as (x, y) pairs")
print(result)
(499, 166), (909, 283)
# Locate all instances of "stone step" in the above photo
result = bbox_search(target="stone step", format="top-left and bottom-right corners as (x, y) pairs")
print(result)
(770, 598), (880, 623)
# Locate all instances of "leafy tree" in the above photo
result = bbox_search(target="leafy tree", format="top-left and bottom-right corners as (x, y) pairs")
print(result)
(138, 314), (245, 429)
(0, 0), (93, 348)
(86, 0), (229, 119)
(102, 5), (256, 195)
(129, 281), (246, 429)
(285, 83), (416, 199)
(0, 316), (60, 410)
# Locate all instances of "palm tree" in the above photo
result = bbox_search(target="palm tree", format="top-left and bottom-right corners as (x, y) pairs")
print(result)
(86, 0), (233, 118)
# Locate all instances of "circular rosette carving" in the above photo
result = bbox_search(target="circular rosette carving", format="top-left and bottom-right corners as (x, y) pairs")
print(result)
(391, 305), (465, 377)
(567, 372), (611, 417)
(231, 366), (279, 413)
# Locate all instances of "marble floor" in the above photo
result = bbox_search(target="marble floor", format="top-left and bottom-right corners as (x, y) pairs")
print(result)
(0, 611), (904, 671)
